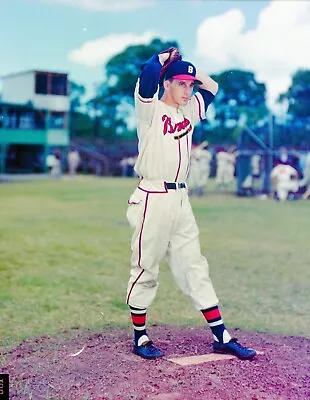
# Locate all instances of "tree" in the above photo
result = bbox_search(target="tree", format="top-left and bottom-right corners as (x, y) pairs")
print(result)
(278, 69), (310, 118)
(89, 38), (180, 139)
(70, 81), (86, 112)
(276, 69), (310, 148)
(208, 69), (269, 143)
(69, 81), (93, 138)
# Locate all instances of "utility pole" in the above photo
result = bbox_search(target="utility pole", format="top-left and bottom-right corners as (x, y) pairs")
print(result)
(264, 113), (274, 194)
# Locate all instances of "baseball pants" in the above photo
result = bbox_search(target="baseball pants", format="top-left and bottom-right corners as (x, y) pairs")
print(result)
(126, 184), (219, 310)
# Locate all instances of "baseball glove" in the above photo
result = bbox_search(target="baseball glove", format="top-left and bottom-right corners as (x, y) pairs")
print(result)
(159, 47), (182, 79)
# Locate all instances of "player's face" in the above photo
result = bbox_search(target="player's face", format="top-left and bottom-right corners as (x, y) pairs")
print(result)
(168, 79), (195, 106)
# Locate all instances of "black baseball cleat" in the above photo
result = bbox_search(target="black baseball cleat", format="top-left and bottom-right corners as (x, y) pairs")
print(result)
(213, 338), (257, 360)
(133, 340), (164, 360)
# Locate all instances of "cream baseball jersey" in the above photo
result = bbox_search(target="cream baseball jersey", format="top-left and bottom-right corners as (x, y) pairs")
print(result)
(134, 81), (210, 183)
(271, 164), (298, 182)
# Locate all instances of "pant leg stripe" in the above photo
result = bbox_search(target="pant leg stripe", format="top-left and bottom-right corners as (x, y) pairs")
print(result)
(126, 269), (145, 305)
(138, 193), (149, 268)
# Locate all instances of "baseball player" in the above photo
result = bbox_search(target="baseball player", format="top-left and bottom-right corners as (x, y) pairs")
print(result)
(215, 146), (237, 188)
(187, 141), (212, 196)
(292, 150), (310, 200)
(67, 147), (81, 176)
(270, 163), (299, 201)
(126, 47), (256, 360)
(300, 152), (310, 200)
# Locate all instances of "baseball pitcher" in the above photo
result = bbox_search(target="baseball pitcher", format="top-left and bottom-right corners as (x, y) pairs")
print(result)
(126, 47), (256, 360)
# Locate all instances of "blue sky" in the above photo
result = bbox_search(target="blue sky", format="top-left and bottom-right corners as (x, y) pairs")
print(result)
(1, 0), (309, 108)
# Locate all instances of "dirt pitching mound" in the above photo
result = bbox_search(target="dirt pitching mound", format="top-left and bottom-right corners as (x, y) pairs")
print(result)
(2, 326), (309, 400)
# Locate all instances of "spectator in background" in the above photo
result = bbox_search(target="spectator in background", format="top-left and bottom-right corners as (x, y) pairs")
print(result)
(67, 147), (81, 176)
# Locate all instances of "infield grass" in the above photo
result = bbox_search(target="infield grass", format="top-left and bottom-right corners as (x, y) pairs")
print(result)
(0, 176), (309, 347)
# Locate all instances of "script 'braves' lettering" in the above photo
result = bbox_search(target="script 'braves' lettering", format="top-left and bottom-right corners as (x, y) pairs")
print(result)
(162, 115), (191, 135)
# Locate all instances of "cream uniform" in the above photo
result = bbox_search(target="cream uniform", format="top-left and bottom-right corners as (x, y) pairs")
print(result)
(126, 81), (218, 311)
(270, 164), (299, 201)
(187, 146), (212, 192)
(134, 84), (199, 183)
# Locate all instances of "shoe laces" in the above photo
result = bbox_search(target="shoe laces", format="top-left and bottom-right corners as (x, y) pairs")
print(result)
(230, 338), (249, 351)
(141, 340), (160, 354)
(230, 338), (243, 347)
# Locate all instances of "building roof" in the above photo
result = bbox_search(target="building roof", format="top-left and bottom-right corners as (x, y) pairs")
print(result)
(1, 70), (68, 79)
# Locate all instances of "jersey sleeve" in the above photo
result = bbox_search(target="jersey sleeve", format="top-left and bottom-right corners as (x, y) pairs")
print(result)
(183, 89), (215, 126)
(134, 79), (159, 125)
(134, 54), (162, 125)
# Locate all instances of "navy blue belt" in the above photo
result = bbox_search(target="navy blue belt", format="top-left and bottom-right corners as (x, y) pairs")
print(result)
(166, 182), (186, 190)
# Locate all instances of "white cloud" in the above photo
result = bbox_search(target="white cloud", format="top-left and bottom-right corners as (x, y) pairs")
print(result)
(195, 0), (310, 109)
(68, 31), (158, 67)
(41, 0), (155, 11)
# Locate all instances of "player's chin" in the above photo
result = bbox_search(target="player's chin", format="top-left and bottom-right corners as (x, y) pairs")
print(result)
(180, 98), (189, 105)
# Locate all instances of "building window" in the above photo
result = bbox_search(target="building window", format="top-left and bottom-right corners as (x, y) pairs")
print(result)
(50, 112), (66, 129)
(35, 72), (68, 96)
(34, 110), (46, 130)
(1, 107), (46, 130)
(35, 73), (48, 94)
(51, 75), (67, 96)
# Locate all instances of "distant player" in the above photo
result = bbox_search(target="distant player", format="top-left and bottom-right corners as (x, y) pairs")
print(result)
(300, 152), (310, 200)
(251, 154), (261, 179)
(125, 47), (256, 360)
(270, 163), (299, 201)
(67, 147), (81, 176)
(293, 150), (310, 200)
(215, 146), (237, 188)
(187, 141), (212, 196)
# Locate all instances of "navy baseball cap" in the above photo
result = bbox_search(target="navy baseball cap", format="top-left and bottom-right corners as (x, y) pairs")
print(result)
(164, 60), (202, 85)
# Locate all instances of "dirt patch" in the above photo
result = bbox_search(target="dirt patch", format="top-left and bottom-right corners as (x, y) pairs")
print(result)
(1, 326), (309, 400)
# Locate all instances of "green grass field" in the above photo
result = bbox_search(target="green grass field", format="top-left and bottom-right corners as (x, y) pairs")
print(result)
(1, 176), (309, 347)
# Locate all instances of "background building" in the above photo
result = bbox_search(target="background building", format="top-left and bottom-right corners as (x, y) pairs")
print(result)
(0, 70), (69, 173)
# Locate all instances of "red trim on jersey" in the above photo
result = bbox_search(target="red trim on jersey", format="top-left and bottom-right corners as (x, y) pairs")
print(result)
(126, 269), (145, 304)
(185, 135), (190, 179)
(138, 186), (168, 194)
(174, 139), (182, 182)
(194, 93), (203, 121)
(202, 308), (221, 321)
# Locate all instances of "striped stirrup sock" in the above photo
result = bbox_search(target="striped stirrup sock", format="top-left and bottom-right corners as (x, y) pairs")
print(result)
(201, 305), (232, 343)
(129, 306), (149, 346)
